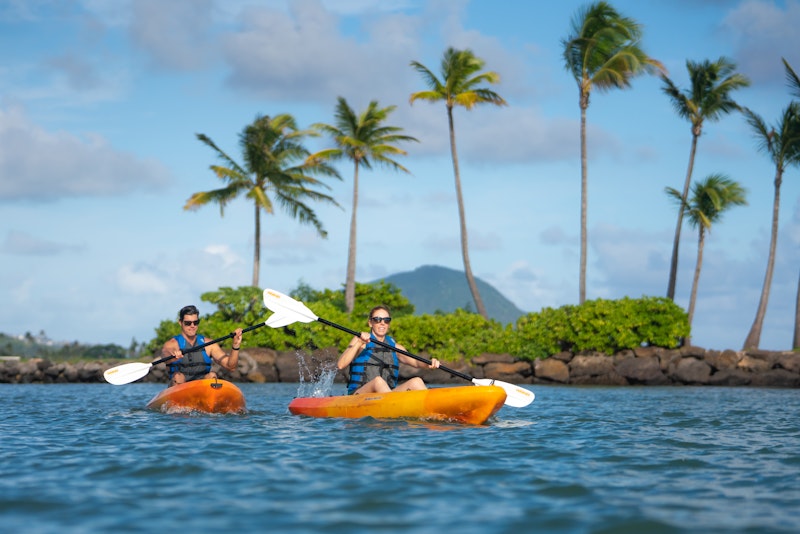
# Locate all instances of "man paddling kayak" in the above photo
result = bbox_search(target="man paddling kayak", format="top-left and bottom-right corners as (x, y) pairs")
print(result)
(159, 305), (244, 387)
(338, 305), (440, 395)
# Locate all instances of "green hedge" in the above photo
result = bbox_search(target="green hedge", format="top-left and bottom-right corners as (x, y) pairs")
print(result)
(511, 296), (689, 359)
(145, 284), (689, 362)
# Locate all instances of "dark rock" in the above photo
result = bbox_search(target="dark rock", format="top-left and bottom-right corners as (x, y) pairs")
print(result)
(708, 369), (751, 386)
(571, 372), (628, 386)
(483, 361), (533, 384)
(745, 351), (779, 367)
(777, 353), (800, 373)
(738, 355), (772, 373)
(615, 356), (669, 385)
(535, 358), (569, 383)
(704, 350), (741, 371)
(552, 351), (573, 363)
(680, 345), (707, 358)
(750, 369), (800, 388)
(569, 354), (614, 378)
(657, 350), (682, 371)
(44, 363), (63, 378)
(633, 346), (660, 358)
(275, 351), (303, 383)
(671, 358), (712, 384)
(473, 353), (516, 364)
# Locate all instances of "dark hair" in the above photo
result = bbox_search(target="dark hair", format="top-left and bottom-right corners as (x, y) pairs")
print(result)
(368, 305), (390, 319)
(179, 305), (200, 320)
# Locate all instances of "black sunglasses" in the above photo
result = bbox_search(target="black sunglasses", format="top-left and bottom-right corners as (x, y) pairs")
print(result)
(183, 320), (200, 326)
(370, 316), (392, 324)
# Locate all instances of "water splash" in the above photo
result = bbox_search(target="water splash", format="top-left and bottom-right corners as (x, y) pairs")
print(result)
(296, 350), (339, 398)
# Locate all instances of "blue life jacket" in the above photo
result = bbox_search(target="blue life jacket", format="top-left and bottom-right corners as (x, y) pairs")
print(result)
(347, 336), (400, 394)
(168, 334), (212, 382)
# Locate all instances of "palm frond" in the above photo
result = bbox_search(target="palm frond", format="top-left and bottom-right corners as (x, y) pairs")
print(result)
(783, 57), (800, 98)
(563, 2), (663, 94)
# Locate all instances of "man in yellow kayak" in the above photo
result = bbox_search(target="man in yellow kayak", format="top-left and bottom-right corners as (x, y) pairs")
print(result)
(338, 305), (440, 395)
(160, 305), (244, 386)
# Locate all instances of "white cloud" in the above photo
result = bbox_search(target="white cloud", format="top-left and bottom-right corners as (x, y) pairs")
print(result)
(117, 263), (170, 295)
(0, 105), (171, 201)
(723, 0), (800, 85)
(2, 230), (86, 256)
(129, 0), (216, 71)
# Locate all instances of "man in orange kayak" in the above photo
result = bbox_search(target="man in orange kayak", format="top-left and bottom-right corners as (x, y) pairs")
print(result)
(160, 305), (244, 386)
(338, 305), (440, 395)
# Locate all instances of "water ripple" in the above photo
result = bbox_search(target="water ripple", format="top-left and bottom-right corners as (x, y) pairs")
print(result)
(0, 383), (798, 533)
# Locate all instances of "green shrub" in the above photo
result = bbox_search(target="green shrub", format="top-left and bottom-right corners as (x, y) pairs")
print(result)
(513, 296), (689, 359)
(392, 310), (511, 360)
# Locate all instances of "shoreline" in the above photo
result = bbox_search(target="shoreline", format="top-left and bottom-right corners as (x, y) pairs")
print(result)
(1, 345), (798, 388)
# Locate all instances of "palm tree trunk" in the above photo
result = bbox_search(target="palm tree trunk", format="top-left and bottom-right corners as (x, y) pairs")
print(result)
(447, 106), (488, 319)
(579, 102), (588, 305)
(252, 202), (261, 287)
(667, 133), (699, 301)
(686, 226), (705, 346)
(344, 162), (360, 314)
(793, 268), (800, 349)
(743, 168), (783, 350)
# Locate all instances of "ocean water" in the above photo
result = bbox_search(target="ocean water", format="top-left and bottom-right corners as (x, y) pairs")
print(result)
(1, 382), (798, 533)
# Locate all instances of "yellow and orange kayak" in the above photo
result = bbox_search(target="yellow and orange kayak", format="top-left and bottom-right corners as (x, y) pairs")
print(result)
(146, 379), (246, 414)
(288, 385), (506, 425)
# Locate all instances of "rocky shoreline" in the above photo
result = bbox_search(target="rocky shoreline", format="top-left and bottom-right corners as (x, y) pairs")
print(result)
(1, 345), (798, 388)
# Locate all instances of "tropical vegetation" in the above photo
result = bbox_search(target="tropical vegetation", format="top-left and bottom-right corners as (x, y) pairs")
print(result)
(740, 102), (800, 350)
(143, 283), (689, 362)
(409, 47), (507, 320)
(660, 58), (750, 301)
(188, 114), (341, 287)
(666, 175), (747, 345)
(782, 58), (800, 351)
(561, 1), (664, 304)
(313, 97), (418, 314)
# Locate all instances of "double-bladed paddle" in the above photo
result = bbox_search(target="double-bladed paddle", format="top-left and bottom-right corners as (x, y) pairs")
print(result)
(103, 319), (278, 385)
(262, 288), (535, 408)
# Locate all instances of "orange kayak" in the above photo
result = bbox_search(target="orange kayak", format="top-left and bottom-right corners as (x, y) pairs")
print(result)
(146, 379), (246, 414)
(288, 385), (506, 425)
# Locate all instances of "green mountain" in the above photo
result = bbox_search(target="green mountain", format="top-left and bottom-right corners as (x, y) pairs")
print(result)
(373, 265), (526, 325)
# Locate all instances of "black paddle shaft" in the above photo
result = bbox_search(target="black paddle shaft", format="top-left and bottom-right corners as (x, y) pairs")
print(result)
(152, 321), (268, 367)
(315, 317), (475, 383)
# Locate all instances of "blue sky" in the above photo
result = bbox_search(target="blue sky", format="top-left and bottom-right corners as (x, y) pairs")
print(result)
(1, 0), (799, 351)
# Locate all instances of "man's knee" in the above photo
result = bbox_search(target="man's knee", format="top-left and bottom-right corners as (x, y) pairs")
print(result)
(170, 372), (186, 386)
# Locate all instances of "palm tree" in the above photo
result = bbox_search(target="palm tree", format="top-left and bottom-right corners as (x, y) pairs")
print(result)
(188, 114), (341, 287)
(409, 47), (506, 320)
(562, 1), (664, 304)
(314, 97), (418, 313)
(666, 175), (747, 345)
(784, 58), (800, 350)
(661, 58), (750, 301)
(741, 103), (800, 350)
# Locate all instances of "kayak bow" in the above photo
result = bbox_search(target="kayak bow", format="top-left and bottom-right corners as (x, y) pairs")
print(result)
(145, 379), (246, 414)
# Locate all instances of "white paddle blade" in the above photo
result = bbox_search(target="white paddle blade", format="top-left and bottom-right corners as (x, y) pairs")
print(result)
(266, 312), (306, 328)
(104, 362), (153, 386)
(472, 378), (535, 407)
(263, 288), (319, 323)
